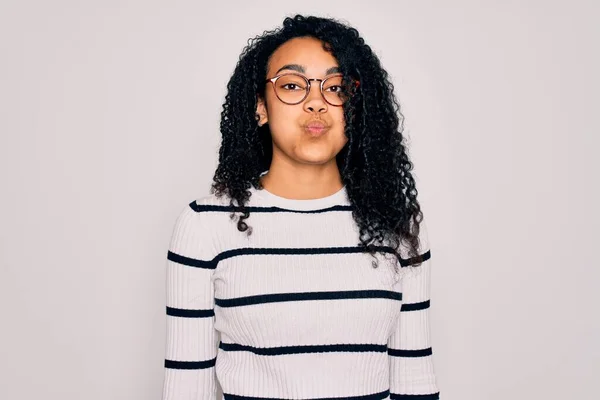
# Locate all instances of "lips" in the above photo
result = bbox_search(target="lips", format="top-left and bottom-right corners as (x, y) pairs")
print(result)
(306, 121), (326, 129)
(304, 120), (328, 136)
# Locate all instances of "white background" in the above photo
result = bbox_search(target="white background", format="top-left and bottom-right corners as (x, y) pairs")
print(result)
(1, 1), (598, 399)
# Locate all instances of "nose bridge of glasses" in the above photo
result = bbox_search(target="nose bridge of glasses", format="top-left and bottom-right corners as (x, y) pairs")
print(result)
(306, 78), (326, 101)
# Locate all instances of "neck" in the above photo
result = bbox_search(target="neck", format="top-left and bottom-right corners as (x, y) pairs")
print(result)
(259, 161), (344, 200)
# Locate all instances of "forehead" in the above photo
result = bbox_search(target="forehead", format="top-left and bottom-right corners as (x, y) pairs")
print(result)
(267, 37), (339, 75)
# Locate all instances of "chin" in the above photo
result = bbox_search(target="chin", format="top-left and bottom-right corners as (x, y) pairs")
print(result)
(294, 151), (336, 164)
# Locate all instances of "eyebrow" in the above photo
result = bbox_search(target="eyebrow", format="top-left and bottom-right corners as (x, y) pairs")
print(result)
(275, 64), (341, 76)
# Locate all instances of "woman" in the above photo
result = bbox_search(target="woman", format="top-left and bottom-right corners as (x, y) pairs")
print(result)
(163, 14), (441, 400)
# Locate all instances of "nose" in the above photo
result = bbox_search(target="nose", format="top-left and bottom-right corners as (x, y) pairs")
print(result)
(303, 81), (328, 113)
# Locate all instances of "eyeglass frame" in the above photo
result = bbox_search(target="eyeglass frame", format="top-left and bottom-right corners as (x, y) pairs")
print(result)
(264, 72), (359, 106)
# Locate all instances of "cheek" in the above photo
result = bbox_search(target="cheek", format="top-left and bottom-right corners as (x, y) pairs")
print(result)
(270, 102), (295, 120)
(268, 108), (298, 138)
(335, 108), (346, 127)
(266, 94), (295, 126)
(331, 108), (347, 139)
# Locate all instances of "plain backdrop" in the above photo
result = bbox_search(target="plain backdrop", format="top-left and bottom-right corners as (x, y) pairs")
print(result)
(1, 1), (598, 399)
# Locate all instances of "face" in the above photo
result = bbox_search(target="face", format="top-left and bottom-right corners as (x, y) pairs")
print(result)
(256, 36), (348, 166)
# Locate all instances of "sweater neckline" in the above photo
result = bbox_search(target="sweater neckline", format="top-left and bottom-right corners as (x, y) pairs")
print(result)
(251, 183), (349, 211)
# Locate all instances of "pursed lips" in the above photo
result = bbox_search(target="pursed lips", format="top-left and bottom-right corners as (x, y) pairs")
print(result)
(304, 120), (328, 131)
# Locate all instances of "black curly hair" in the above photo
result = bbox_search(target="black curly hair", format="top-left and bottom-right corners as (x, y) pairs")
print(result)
(210, 14), (427, 273)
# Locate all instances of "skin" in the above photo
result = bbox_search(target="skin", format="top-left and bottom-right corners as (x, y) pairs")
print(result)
(255, 36), (348, 200)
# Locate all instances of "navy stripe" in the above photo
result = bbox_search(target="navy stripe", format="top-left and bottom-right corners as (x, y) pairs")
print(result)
(190, 200), (352, 214)
(214, 245), (385, 262)
(164, 357), (216, 370)
(219, 341), (387, 355)
(388, 347), (433, 358)
(167, 250), (217, 269)
(390, 393), (440, 400)
(169, 242), (429, 270)
(166, 306), (214, 318)
(214, 246), (429, 268)
(215, 289), (402, 308)
(400, 250), (430, 267)
(224, 389), (390, 400)
(401, 300), (430, 312)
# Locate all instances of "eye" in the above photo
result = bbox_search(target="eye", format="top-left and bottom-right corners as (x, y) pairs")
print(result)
(280, 83), (305, 91)
(325, 85), (342, 93)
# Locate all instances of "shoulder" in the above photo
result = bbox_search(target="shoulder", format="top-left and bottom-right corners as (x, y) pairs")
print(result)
(168, 193), (232, 261)
(395, 213), (432, 261)
(170, 190), (243, 250)
(170, 192), (233, 225)
(172, 192), (233, 230)
(188, 191), (233, 211)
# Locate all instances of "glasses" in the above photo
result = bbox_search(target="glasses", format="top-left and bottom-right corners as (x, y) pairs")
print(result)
(265, 73), (359, 106)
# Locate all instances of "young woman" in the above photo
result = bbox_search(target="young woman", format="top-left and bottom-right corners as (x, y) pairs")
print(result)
(163, 14), (441, 400)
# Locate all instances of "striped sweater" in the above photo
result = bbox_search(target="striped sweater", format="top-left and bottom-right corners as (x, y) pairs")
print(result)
(162, 184), (440, 400)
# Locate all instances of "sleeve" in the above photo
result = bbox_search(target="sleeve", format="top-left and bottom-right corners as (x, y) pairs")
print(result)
(388, 217), (440, 399)
(162, 202), (220, 400)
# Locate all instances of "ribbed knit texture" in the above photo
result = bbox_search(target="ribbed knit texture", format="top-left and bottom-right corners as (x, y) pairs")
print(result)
(162, 184), (440, 400)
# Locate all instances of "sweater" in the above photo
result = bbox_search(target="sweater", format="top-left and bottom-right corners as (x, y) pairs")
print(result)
(162, 183), (440, 400)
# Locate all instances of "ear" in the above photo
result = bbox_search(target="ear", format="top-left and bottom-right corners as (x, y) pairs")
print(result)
(256, 95), (269, 127)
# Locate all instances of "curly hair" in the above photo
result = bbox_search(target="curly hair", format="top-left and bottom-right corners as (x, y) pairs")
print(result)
(210, 14), (426, 273)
